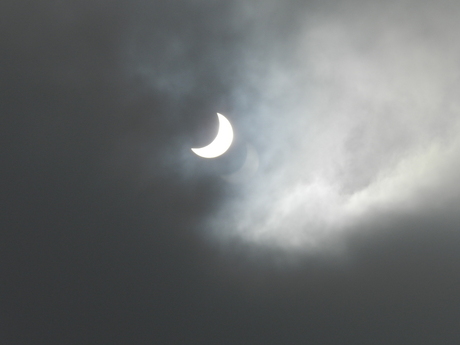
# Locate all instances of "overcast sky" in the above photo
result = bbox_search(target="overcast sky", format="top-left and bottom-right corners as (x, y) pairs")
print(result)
(3, 0), (460, 343)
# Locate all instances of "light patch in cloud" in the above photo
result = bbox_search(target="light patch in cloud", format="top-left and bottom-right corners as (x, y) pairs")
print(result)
(204, 0), (460, 253)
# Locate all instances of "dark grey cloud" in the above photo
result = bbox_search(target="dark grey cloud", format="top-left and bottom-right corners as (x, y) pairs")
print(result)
(2, 0), (460, 344)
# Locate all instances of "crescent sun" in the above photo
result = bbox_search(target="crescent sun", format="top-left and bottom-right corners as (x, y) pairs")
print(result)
(191, 113), (234, 158)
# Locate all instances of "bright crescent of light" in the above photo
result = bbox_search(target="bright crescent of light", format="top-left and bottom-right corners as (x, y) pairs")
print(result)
(191, 113), (234, 158)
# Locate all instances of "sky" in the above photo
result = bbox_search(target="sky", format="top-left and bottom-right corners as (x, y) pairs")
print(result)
(2, 0), (460, 343)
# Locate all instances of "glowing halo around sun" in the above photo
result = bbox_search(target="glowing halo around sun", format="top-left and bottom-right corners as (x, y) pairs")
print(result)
(191, 113), (234, 158)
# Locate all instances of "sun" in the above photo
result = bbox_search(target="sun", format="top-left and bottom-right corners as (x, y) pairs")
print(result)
(191, 113), (234, 158)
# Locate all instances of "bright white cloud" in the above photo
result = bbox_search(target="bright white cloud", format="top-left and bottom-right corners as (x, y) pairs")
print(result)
(205, 0), (460, 252)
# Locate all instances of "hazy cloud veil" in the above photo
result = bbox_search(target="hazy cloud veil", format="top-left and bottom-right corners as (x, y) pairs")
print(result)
(199, 0), (460, 253)
(4, 0), (460, 343)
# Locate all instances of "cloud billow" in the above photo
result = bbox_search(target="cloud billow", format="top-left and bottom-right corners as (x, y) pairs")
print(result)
(200, 0), (460, 253)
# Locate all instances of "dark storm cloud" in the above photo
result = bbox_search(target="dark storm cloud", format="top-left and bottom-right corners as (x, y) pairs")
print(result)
(3, 0), (460, 344)
(1, 1), (239, 342)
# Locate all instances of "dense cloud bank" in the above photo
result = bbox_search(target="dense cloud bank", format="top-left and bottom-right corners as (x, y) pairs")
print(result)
(3, 0), (460, 343)
(193, 0), (460, 252)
